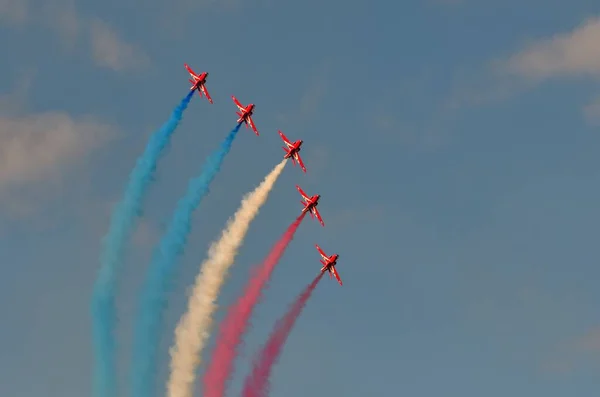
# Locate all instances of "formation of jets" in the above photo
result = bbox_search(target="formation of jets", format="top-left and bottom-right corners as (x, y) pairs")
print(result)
(185, 63), (343, 286)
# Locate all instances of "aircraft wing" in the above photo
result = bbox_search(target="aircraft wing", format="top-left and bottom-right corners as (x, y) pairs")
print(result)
(331, 266), (343, 286)
(200, 85), (213, 104)
(247, 116), (259, 136)
(278, 130), (292, 146)
(184, 63), (198, 79)
(231, 95), (245, 111)
(294, 152), (306, 173)
(313, 207), (325, 227)
(315, 244), (328, 261)
(296, 185), (309, 200)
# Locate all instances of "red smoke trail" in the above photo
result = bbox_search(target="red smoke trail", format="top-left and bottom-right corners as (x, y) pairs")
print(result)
(241, 271), (324, 397)
(202, 213), (306, 397)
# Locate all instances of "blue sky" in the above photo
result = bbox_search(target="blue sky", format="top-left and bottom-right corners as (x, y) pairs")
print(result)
(1, 0), (599, 396)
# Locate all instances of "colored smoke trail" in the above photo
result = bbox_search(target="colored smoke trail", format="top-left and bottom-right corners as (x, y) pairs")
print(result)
(131, 124), (242, 397)
(202, 213), (306, 397)
(242, 272), (324, 397)
(91, 90), (193, 397)
(167, 159), (288, 397)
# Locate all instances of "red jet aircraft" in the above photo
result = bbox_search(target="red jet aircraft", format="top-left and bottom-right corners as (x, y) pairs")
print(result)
(296, 185), (324, 226)
(184, 63), (213, 104)
(278, 130), (306, 172)
(232, 95), (258, 135)
(316, 244), (342, 286)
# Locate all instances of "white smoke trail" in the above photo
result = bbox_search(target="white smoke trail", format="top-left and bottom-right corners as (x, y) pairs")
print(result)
(166, 159), (287, 397)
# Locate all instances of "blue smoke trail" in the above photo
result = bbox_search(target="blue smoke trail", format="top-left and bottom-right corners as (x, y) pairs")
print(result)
(91, 90), (194, 397)
(131, 123), (242, 397)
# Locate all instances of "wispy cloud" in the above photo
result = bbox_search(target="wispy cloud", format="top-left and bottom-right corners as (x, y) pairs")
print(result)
(0, 1), (149, 72)
(583, 97), (600, 125)
(539, 325), (600, 375)
(445, 15), (600, 124)
(0, 110), (116, 227)
(430, 0), (464, 5)
(89, 18), (150, 71)
(370, 110), (447, 148)
(301, 145), (329, 183)
(41, 0), (82, 49)
(501, 17), (600, 81)
(276, 59), (331, 125)
(369, 70), (459, 149)
(297, 62), (330, 121)
(0, 112), (114, 189)
(0, 80), (116, 215)
(159, 0), (241, 35)
(327, 205), (385, 230)
(495, 15), (600, 123)
(0, 0), (29, 25)
(575, 327), (600, 353)
(0, 73), (34, 114)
